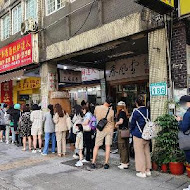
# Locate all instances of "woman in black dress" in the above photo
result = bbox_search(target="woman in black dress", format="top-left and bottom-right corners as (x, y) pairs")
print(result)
(115, 101), (130, 169)
(20, 105), (32, 151)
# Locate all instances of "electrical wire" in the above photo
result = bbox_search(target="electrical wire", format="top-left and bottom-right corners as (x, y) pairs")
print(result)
(72, 0), (96, 36)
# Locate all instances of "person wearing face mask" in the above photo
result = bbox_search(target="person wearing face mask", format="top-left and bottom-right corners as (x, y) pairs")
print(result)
(176, 95), (190, 165)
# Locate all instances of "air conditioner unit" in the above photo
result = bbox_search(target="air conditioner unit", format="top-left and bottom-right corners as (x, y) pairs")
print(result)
(21, 18), (38, 35)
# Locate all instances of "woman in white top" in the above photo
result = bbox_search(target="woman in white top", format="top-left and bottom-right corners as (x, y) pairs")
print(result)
(30, 104), (44, 153)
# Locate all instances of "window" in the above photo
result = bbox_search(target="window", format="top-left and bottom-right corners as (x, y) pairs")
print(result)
(46, 0), (65, 15)
(26, 0), (37, 20)
(12, 4), (22, 34)
(1, 14), (10, 40)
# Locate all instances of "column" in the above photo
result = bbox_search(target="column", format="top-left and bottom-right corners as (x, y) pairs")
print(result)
(149, 28), (168, 121)
(40, 62), (57, 110)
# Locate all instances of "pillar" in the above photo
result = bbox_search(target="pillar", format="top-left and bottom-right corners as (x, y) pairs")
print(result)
(40, 62), (57, 110)
(149, 28), (168, 121)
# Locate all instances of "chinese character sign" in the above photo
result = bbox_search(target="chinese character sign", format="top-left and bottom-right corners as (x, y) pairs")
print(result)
(1, 81), (13, 105)
(160, 0), (174, 7)
(179, 0), (190, 17)
(0, 34), (33, 73)
(17, 77), (41, 91)
(82, 68), (101, 81)
(106, 54), (149, 81)
(58, 70), (82, 84)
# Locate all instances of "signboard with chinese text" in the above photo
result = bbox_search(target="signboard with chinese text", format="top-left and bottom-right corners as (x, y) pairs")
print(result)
(179, 0), (190, 17)
(106, 54), (148, 81)
(58, 69), (82, 84)
(51, 91), (70, 99)
(82, 68), (102, 81)
(160, 0), (174, 7)
(150, 82), (167, 96)
(17, 77), (41, 91)
(1, 81), (13, 105)
(48, 73), (57, 91)
(136, 0), (174, 14)
(0, 34), (38, 73)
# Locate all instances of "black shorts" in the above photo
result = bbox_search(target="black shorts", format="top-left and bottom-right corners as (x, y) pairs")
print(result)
(0, 125), (6, 131)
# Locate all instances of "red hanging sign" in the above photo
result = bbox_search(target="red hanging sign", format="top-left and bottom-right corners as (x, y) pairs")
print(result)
(1, 81), (13, 105)
(0, 34), (33, 73)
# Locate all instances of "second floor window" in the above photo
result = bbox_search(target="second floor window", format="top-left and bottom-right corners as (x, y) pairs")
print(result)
(26, 0), (37, 20)
(47, 0), (65, 15)
(12, 4), (22, 34)
(1, 14), (10, 40)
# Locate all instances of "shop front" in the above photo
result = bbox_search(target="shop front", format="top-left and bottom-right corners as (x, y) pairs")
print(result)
(0, 33), (39, 105)
(106, 54), (149, 112)
(13, 77), (41, 105)
(58, 67), (104, 107)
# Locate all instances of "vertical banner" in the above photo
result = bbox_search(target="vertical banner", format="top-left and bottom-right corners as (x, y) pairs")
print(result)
(1, 81), (13, 105)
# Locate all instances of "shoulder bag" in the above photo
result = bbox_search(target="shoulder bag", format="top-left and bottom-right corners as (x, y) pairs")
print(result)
(96, 107), (111, 131)
(178, 130), (190, 150)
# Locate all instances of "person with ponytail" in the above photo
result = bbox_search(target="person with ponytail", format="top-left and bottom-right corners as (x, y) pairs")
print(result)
(41, 104), (56, 155)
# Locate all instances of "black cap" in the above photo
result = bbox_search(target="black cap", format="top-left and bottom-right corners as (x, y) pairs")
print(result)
(179, 95), (190, 104)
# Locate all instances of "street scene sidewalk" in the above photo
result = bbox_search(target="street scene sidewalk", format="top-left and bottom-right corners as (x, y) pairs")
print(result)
(0, 143), (189, 190)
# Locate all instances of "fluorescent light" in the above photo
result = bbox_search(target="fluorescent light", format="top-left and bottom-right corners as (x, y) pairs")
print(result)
(63, 66), (67, 70)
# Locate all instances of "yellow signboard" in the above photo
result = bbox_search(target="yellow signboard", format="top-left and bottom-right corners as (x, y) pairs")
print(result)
(17, 77), (41, 91)
(160, 0), (174, 7)
(180, 0), (190, 16)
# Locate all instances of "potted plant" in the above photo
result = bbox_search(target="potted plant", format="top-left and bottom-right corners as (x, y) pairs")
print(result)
(155, 114), (185, 175)
(151, 150), (159, 171)
(161, 158), (170, 173)
(185, 162), (190, 178)
(169, 149), (185, 175)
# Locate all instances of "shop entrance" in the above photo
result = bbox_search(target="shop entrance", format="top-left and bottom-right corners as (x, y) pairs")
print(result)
(109, 81), (149, 113)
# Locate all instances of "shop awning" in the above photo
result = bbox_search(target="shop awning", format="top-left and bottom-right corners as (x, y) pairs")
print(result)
(0, 69), (25, 83)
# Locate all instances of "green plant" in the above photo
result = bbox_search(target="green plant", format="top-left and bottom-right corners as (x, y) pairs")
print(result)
(154, 114), (185, 166)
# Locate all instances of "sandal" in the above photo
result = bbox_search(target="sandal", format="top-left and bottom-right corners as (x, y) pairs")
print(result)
(22, 149), (26, 151)
(58, 154), (62, 157)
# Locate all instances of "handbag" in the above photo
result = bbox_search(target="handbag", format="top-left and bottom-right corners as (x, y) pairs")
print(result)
(120, 129), (130, 138)
(66, 114), (72, 131)
(178, 131), (190, 150)
(96, 107), (111, 131)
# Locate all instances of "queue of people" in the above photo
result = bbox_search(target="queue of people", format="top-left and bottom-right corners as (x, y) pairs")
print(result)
(0, 94), (189, 179)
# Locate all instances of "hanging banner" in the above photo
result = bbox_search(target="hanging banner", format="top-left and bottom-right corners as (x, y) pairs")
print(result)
(1, 81), (13, 105)
(0, 34), (38, 73)
(179, 0), (190, 17)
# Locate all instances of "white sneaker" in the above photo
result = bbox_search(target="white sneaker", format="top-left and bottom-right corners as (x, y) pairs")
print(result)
(0, 140), (3, 143)
(38, 149), (42, 153)
(118, 164), (129, 170)
(52, 152), (55, 154)
(12, 141), (15, 144)
(183, 188), (190, 190)
(41, 153), (47, 156)
(146, 171), (151, 177)
(75, 160), (83, 167)
(6, 141), (9, 144)
(73, 154), (79, 159)
(32, 150), (37, 154)
(82, 159), (89, 163)
(111, 149), (118, 154)
(136, 172), (146, 178)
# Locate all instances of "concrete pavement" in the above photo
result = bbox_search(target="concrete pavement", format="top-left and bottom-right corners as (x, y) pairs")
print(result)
(0, 143), (189, 190)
